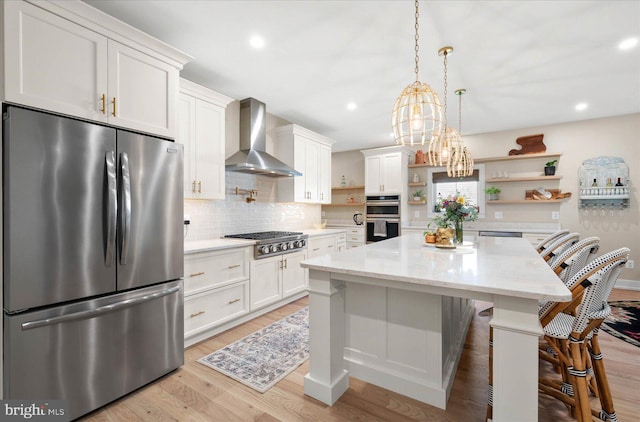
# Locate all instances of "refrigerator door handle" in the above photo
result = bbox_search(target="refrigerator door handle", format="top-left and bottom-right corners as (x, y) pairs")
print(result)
(105, 151), (117, 267)
(20, 285), (181, 331)
(119, 152), (132, 265)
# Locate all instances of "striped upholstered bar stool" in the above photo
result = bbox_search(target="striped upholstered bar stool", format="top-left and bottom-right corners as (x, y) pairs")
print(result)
(539, 247), (629, 422)
(535, 229), (570, 253)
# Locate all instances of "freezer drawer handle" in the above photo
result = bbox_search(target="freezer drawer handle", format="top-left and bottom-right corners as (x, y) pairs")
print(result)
(21, 286), (181, 331)
(228, 299), (240, 305)
(189, 271), (205, 277)
(105, 151), (117, 267)
(119, 152), (132, 265)
(190, 311), (205, 318)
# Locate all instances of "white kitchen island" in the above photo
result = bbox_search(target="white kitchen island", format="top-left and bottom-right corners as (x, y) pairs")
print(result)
(300, 232), (571, 422)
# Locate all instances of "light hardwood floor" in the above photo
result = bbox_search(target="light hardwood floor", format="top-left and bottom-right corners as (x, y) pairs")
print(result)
(83, 289), (640, 421)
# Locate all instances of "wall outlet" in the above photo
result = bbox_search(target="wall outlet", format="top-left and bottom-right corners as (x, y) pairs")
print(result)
(626, 260), (635, 269)
(552, 211), (560, 220)
(414, 210), (421, 218)
(321, 211), (326, 217)
(494, 211), (503, 219)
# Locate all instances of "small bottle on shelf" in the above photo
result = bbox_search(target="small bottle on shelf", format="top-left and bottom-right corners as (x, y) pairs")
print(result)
(591, 178), (598, 187)
(606, 178), (613, 188)
(340, 175), (347, 187)
(615, 177), (623, 187)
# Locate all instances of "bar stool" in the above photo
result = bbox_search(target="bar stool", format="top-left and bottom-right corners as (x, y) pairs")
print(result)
(550, 237), (600, 283)
(535, 229), (570, 253)
(539, 248), (629, 422)
(540, 232), (580, 266)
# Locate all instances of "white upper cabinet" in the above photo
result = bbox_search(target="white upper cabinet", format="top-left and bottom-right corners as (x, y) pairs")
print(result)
(3, 0), (192, 138)
(178, 79), (233, 200)
(275, 124), (335, 204)
(362, 146), (412, 195)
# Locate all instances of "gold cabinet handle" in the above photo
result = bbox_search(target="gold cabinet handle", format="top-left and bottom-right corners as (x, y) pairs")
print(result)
(190, 310), (205, 318)
(111, 97), (117, 117)
(228, 298), (240, 305)
(197, 181), (202, 193)
(328, 245), (334, 248)
(192, 181), (196, 193)
(312, 248), (320, 251)
(228, 264), (240, 269)
(100, 94), (106, 114)
(189, 271), (205, 277)
(283, 258), (287, 269)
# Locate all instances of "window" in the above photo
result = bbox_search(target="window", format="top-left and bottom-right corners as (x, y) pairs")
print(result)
(426, 165), (485, 218)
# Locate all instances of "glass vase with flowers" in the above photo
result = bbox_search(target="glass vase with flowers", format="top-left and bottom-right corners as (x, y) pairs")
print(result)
(433, 193), (479, 244)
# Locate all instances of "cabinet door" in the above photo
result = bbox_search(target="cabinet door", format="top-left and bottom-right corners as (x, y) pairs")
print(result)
(282, 251), (308, 297)
(293, 137), (308, 202)
(107, 40), (177, 137)
(307, 235), (336, 259)
(365, 155), (383, 195)
(305, 139), (320, 202)
(4, 0), (108, 122)
(319, 144), (332, 204)
(194, 99), (226, 199)
(250, 256), (283, 310)
(177, 93), (197, 198)
(382, 152), (403, 193)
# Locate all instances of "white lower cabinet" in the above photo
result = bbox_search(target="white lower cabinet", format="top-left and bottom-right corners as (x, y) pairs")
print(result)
(183, 246), (251, 346)
(336, 232), (347, 252)
(307, 234), (337, 258)
(524, 232), (552, 246)
(250, 250), (307, 311)
(345, 227), (365, 248)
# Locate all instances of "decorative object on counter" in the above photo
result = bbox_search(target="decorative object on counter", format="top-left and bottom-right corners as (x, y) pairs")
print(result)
(485, 186), (501, 201)
(412, 172), (420, 183)
(544, 159), (557, 176)
(435, 227), (455, 247)
(392, 0), (442, 146)
(600, 301), (640, 348)
(508, 133), (546, 155)
(433, 194), (479, 244)
(415, 149), (425, 164)
(313, 220), (327, 229)
(353, 211), (364, 225)
(448, 88), (474, 177)
(340, 175), (347, 187)
(578, 156), (630, 210)
(525, 188), (571, 200)
(412, 189), (425, 202)
(235, 186), (258, 203)
(198, 307), (309, 393)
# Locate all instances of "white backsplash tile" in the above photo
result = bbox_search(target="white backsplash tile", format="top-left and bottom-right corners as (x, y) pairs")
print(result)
(184, 172), (320, 240)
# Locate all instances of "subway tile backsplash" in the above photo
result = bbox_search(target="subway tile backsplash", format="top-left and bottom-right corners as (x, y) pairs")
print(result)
(184, 172), (320, 241)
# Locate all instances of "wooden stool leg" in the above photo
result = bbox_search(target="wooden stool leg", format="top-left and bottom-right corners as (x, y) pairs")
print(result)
(569, 339), (591, 422)
(486, 326), (493, 422)
(589, 335), (618, 421)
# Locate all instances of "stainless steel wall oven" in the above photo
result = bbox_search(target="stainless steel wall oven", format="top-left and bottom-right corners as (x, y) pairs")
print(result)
(365, 195), (401, 243)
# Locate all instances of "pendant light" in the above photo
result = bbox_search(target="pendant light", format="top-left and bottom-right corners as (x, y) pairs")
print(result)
(428, 46), (462, 166)
(448, 88), (474, 177)
(392, 0), (443, 146)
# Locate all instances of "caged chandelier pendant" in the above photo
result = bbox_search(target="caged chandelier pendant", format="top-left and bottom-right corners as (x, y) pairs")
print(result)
(448, 88), (474, 177)
(392, 0), (443, 146)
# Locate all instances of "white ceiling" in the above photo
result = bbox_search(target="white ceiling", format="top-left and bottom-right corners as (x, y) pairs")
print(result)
(84, 0), (640, 152)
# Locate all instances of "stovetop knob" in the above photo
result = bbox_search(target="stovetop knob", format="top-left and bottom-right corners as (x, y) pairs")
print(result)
(261, 245), (271, 254)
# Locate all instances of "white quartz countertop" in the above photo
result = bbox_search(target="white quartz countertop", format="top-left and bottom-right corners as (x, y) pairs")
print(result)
(302, 228), (347, 237)
(184, 238), (256, 254)
(301, 232), (571, 302)
(403, 222), (560, 234)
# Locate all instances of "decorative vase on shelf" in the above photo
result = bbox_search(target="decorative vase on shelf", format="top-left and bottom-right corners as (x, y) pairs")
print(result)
(454, 220), (464, 244)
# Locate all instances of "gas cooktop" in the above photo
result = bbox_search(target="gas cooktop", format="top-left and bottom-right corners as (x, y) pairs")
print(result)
(224, 231), (308, 259)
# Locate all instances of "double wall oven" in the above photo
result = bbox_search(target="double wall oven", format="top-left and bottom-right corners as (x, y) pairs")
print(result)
(365, 195), (401, 243)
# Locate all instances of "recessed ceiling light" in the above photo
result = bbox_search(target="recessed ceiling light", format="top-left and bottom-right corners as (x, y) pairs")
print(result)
(575, 102), (588, 111)
(347, 102), (357, 111)
(249, 36), (265, 49)
(618, 37), (638, 51)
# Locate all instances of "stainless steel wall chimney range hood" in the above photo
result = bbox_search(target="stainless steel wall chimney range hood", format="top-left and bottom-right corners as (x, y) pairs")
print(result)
(225, 98), (301, 177)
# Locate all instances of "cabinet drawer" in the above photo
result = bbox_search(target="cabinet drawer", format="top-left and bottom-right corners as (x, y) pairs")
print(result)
(347, 227), (365, 236)
(308, 235), (336, 258)
(184, 248), (250, 295)
(337, 232), (346, 242)
(184, 281), (248, 338)
(347, 242), (364, 249)
(346, 233), (365, 243)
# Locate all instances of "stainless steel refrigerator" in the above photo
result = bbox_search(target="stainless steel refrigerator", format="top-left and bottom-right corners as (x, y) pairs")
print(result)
(3, 106), (184, 419)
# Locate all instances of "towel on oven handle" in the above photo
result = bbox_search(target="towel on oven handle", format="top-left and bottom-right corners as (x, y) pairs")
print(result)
(373, 220), (387, 237)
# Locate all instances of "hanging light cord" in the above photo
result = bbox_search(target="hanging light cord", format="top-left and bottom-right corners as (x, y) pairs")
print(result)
(458, 88), (462, 134)
(442, 51), (448, 129)
(414, 0), (420, 81)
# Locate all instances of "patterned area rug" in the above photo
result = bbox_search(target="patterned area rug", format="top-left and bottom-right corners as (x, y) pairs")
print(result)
(600, 300), (640, 348)
(198, 307), (309, 393)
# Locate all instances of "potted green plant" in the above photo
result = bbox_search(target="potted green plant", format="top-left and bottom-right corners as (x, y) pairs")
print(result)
(485, 186), (501, 201)
(412, 189), (424, 202)
(545, 160), (557, 176)
(423, 221), (437, 243)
